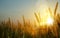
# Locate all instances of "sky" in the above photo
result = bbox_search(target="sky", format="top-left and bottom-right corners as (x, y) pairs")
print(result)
(0, 0), (60, 22)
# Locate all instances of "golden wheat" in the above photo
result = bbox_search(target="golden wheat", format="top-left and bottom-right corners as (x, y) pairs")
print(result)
(34, 13), (40, 23)
(54, 2), (58, 15)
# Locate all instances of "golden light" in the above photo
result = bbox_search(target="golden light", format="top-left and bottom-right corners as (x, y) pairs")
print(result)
(39, 8), (54, 26)
(39, 13), (54, 26)
(35, 4), (54, 27)
(40, 17), (54, 26)
(46, 17), (54, 25)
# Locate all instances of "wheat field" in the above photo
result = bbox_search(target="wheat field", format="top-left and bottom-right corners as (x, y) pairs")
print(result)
(0, 2), (60, 38)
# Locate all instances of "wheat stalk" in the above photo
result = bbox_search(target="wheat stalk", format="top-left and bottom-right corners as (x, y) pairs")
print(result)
(22, 15), (26, 26)
(34, 12), (40, 23)
(54, 2), (58, 15)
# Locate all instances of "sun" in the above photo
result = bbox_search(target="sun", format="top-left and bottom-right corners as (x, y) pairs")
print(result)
(39, 11), (54, 26)
(46, 17), (54, 25)
(35, 4), (54, 27)
(40, 17), (54, 26)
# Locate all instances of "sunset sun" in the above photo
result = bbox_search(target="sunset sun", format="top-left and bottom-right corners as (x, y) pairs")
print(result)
(46, 17), (54, 25)
(39, 9), (54, 26)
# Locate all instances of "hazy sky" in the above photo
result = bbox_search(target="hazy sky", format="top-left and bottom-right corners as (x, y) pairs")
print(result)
(0, 0), (60, 21)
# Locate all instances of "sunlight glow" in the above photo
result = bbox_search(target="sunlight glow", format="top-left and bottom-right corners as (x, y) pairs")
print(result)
(40, 16), (54, 26)
(46, 17), (54, 25)
(39, 9), (54, 26)
(35, 3), (54, 27)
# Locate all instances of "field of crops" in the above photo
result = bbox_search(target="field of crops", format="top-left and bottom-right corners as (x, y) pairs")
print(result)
(0, 2), (60, 38)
